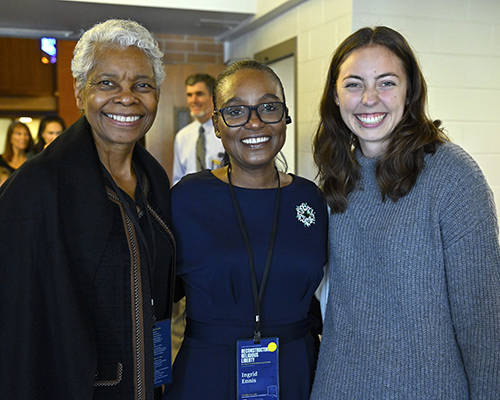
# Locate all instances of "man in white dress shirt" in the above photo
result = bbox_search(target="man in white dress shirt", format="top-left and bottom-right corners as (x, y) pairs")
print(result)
(172, 74), (225, 184)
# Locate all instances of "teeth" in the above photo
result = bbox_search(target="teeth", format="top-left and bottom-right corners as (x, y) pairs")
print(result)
(242, 136), (270, 145)
(106, 114), (141, 122)
(357, 114), (385, 125)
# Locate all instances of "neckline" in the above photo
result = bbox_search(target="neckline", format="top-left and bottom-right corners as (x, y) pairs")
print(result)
(356, 148), (379, 167)
(209, 169), (295, 189)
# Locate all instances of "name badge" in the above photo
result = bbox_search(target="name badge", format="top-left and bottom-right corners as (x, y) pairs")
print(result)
(153, 319), (172, 387)
(237, 337), (279, 399)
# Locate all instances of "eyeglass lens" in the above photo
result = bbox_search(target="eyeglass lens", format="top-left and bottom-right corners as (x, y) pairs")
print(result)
(221, 102), (285, 127)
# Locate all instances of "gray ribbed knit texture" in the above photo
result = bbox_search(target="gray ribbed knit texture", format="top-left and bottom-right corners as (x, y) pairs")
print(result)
(311, 142), (500, 399)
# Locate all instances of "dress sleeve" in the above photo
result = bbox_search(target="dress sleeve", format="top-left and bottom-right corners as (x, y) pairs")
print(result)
(439, 153), (500, 399)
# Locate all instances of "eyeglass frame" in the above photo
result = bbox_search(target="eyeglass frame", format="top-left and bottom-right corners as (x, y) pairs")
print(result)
(213, 101), (291, 128)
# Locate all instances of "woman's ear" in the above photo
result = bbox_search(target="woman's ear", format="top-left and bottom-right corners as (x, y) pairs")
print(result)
(285, 107), (292, 124)
(334, 89), (340, 106)
(74, 79), (85, 112)
(212, 114), (221, 138)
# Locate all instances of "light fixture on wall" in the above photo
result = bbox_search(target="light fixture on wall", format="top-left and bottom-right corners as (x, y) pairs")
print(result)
(40, 37), (57, 64)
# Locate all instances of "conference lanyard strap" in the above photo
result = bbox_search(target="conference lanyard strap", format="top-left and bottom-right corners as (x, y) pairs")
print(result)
(227, 165), (281, 344)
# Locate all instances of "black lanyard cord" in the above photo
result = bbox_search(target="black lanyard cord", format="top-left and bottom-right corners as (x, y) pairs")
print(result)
(227, 164), (281, 344)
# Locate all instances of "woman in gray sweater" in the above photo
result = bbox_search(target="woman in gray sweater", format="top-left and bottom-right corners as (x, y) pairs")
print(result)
(311, 26), (500, 399)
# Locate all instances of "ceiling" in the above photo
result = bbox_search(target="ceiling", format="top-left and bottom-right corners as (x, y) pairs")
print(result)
(0, 0), (254, 40)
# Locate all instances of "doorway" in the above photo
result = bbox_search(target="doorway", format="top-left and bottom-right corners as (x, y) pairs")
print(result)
(255, 38), (297, 173)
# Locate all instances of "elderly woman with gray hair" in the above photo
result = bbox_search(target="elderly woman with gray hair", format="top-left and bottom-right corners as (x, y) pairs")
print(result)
(0, 19), (174, 400)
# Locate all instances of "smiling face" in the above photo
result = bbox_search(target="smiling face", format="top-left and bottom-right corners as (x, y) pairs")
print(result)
(10, 124), (31, 152)
(74, 45), (159, 151)
(42, 122), (64, 146)
(186, 81), (213, 123)
(335, 44), (408, 158)
(213, 69), (286, 173)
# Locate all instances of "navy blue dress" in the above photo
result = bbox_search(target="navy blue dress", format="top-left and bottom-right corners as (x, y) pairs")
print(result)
(164, 170), (328, 399)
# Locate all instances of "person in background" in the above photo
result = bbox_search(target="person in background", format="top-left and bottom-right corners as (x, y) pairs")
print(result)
(0, 19), (175, 400)
(0, 120), (34, 173)
(34, 115), (66, 154)
(0, 166), (10, 186)
(172, 73), (225, 184)
(310, 26), (500, 399)
(164, 60), (328, 400)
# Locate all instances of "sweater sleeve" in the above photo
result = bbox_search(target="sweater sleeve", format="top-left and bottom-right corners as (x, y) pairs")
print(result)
(439, 148), (500, 399)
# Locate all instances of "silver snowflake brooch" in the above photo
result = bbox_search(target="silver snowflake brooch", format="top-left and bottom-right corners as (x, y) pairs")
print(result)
(296, 202), (316, 227)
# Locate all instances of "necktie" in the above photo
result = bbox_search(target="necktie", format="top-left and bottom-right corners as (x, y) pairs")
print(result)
(196, 125), (206, 171)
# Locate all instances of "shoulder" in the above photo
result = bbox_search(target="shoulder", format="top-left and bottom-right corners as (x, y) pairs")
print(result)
(288, 174), (324, 196)
(427, 142), (480, 173)
(424, 142), (489, 192)
(171, 171), (221, 215)
(285, 174), (327, 212)
(424, 142), (497, 241)
(283, 175), (328, 233)
(172, 170), (216, 194)
(0, 118), (103, 213)
(29, 118), (99, 178)
(0, 157), (50, 222)
(28, 117), (98, 171)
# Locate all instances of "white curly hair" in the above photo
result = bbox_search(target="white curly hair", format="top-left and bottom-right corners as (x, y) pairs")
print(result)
(71, 19), (165, 90)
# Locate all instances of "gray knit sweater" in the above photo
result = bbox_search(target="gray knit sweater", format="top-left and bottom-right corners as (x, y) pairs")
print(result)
(311, 142), (500, 399)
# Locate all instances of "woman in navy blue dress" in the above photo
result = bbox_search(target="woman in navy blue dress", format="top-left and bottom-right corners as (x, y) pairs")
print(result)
(164, 60), (328, 399)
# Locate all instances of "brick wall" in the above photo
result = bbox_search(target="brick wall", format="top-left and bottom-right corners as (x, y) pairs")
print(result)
(154, 34), (224, 65)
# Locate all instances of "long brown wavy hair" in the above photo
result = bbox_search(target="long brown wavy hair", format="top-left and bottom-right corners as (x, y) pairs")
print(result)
(314, 26), (448, 213)
(2, 120), (34, 163)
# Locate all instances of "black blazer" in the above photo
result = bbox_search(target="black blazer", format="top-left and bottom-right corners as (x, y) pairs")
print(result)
(0, 116), (175, 399)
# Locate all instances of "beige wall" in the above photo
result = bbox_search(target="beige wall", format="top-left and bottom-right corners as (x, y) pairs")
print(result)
(351, 0), (500, 217)
(225, 0), (354, 180)
(145, 33), (226, 183)
(224, 0), (500, 217)
(146, 64), (225, 184)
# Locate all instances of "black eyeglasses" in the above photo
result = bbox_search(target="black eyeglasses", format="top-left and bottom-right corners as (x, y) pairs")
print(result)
(215, 102), (286, 127)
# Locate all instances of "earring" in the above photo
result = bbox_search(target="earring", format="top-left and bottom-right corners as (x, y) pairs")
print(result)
(336, 101), (340, 106)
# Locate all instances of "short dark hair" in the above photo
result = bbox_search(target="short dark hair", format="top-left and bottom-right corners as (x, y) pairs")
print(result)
(212, 59), (286, 110)
(185, 74), (216, 95)
(212, 59), (289, 171)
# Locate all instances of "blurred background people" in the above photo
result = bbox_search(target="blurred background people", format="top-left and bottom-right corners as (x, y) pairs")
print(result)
(311, 26), (500, 399)
(0, 19), (174, 400)
(172, 73), (225, 184)
(34, 115), (66, 154)
(164, 60), (328, 399)
(0, 120), (34, 173)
